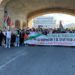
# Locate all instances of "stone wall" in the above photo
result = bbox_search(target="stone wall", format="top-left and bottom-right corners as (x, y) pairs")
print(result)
(0, 6), (4, 29)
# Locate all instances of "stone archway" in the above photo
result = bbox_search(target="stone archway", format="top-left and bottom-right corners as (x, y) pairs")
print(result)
(1, 0), (75, 28)
(15, 20), (20, 29)
(22, 22), (27, 29)
(27, 7), (75, 22)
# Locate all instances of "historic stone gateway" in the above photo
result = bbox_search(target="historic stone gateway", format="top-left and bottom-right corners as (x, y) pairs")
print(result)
(0, 0), (75, 28)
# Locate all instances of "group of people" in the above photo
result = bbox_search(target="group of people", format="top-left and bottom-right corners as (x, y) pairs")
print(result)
(0, 27), (75, 48)
(0, 28), (29, 48)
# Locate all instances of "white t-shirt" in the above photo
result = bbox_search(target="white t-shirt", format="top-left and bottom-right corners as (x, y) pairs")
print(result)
(6, 31), (11, 38)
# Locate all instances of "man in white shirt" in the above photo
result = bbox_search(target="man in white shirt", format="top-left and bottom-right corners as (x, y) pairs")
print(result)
(6, 29), (11, 48)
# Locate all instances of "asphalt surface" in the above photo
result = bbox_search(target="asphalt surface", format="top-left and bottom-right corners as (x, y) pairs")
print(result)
(0, 46), (75, 75)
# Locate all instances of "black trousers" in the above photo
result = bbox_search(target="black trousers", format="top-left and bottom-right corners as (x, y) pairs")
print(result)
(0, 38), (2, 46)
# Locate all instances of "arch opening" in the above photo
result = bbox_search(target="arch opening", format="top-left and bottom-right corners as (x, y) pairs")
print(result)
(28, 12), (75, 30)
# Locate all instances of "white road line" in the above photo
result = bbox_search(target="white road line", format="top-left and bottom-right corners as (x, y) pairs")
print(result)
(0, 52), (27, 70)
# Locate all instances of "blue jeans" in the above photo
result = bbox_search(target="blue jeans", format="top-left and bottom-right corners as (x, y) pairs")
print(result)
(16, 36), (20, 47)
(6, 38), (11, 48)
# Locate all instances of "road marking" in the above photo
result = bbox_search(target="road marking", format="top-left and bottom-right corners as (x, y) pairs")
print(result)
(0, 52), (27, 70)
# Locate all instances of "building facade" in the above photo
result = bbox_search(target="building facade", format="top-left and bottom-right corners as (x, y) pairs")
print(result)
(33, 16), (56, 29)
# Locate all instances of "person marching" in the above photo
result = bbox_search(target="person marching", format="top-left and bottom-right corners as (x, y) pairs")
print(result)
(5, 29), (11, 48)
(15, 30), (20, 47)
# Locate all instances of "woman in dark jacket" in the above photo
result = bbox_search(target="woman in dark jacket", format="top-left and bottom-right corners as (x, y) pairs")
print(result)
(0, 30), (4, 46)
(11, 33), (16, 47)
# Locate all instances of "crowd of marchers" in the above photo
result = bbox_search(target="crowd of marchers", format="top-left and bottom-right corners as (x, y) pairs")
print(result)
(0, 27), (75, 48)
(0, 28), (29, 48)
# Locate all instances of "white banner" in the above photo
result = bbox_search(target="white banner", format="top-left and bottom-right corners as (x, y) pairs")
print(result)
(24, 33), (75, 46)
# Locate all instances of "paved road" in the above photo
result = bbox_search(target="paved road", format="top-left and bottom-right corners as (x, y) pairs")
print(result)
(0, 46), (75, 75)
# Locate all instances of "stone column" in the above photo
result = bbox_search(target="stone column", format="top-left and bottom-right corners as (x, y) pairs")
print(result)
(28, 19), (33, 28)
(0, 6), (4, 29)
